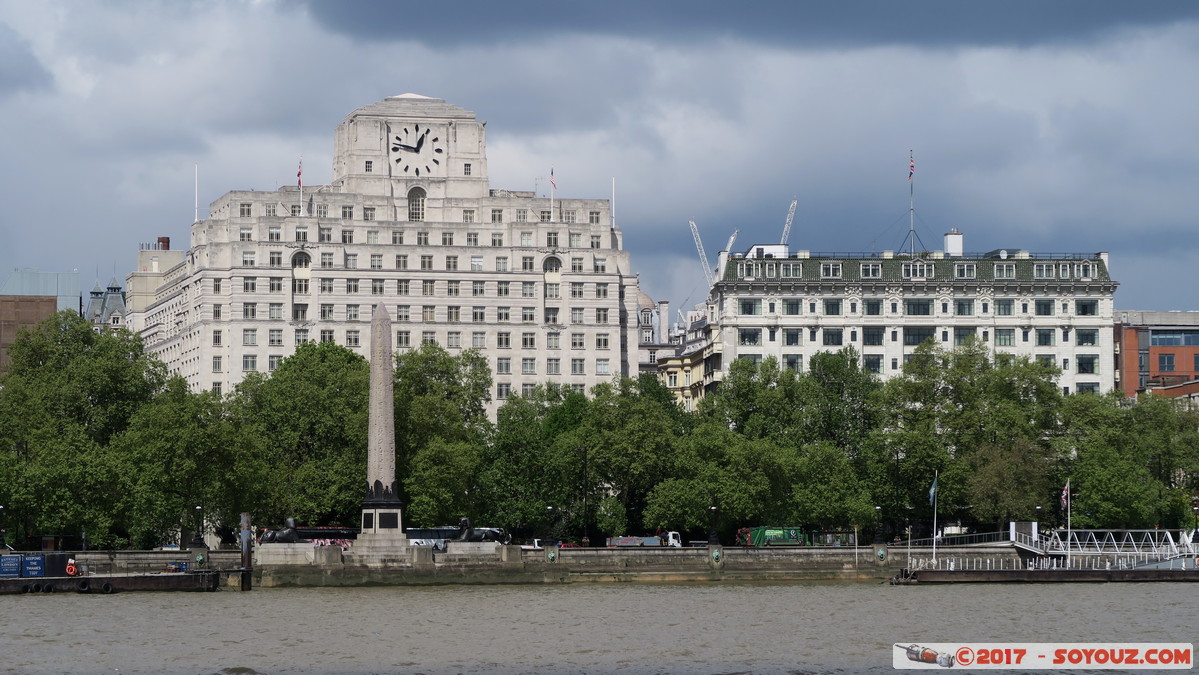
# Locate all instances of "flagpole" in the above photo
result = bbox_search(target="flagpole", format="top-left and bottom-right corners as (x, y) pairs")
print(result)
(908, 150), (915, 257)
(1066, 480), (1072, 570)
(550, 168), (555, 222)
(298, 157), (303, 214)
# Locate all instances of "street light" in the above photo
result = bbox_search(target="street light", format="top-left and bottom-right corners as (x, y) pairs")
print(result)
(0, 505), (7, 551)
(708, 506), (719, 546)
(189, 506), (206, 549)
(874, 505), (883, 544)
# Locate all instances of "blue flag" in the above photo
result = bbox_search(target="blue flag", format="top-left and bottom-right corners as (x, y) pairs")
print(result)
(929, 474), (938, 505)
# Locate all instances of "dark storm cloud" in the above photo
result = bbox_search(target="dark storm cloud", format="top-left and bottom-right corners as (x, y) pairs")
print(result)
(0, 23), (52, 98)
(301, 0), (1199, 49)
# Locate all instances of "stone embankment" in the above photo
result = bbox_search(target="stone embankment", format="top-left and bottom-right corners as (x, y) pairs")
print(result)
(69, 543), (1025, 588)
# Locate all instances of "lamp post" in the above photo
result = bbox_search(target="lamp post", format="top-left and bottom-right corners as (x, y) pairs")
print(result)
(189, 506), (206, 549)
(545, 505), (555, 544)
(1192, 506), (1197, 532)
(874, 505), (883, 544)
(708, 506), (719, 546)
(0, 505), (6, 551)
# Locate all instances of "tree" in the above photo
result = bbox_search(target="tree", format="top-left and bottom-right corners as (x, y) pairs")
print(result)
(229, 341), (369, 528)
(0, 311), (166, 548)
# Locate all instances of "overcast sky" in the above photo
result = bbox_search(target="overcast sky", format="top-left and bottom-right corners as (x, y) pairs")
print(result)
(2, 1), (1198, 313)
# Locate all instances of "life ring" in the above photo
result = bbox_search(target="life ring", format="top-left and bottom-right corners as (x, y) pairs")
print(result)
(42, 583), (54, 593)
(76, 579), (91, 593)
(100, 582), (114, 594)
(65, 563), (78, 576)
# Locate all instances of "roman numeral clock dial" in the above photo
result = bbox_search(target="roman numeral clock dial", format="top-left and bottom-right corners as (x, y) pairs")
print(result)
(390, 123), (444, 176)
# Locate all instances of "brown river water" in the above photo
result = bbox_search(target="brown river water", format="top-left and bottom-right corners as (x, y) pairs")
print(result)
(1, 581), (1194, 674)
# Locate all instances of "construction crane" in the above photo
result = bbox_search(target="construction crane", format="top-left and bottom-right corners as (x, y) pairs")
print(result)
(725, 229), (740, 254)
(689, 219), (715, 286)
(779, 197), (798, 246)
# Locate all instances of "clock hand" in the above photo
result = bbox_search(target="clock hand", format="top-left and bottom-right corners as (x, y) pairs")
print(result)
(393, 143), (417, 152)
(414, 129), (428, 152)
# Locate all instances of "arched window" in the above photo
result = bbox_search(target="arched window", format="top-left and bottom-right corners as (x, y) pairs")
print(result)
(407, 187), (426, 222)
(292, 252), (311, 268)
(542, 256), (562, 273)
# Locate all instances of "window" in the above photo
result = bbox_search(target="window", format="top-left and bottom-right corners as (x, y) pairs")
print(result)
(594, 258), (607, 273)
(461, 209), (475, 224)
(472, 306), (486, 323)
(545, 283), (560, 299)
(292, 304), (307, 321)
(491, 209), (503, 223)
(596, 358), (610, 375)
(212, 355), (223, 373)
(345, 253), (358, 269)
(269, 303), (283, 320)
(740, 299), (762, 315)
(472, 332), (486, 348)
(589, 210), (601, 225)
(446, 306), (461, 322)
(547, 332), (560, 349)
(955, 299), (974, 316)
(395, 305), (410, 321)
(863, 327), (884, 346)
(212, 305), (222, 319)
(364, 160), (373, 173)
(292, 278), (309, 294)
(346, 330), (361, 347)
(268, 329), (283, 347)
(346, 305), (360, 322)
(994, 329), (1014, 346)
(820, 263), (842, 279)
(1033, 263), (1055, 279)
(467, 232), (479, 246)
(392, 231), (404, 245)
(492, 233), (504, 246)
(420, 255), (433, 271)
(547, 232), (560, 248)
(295, 328), (310, 344)
(1035, 300), (1054, 316)
(471, 256), (483, 272)
(823, 328), (843, 346)
(243, 303), (257, 319)
(346, 279), (359, 294)
(902, 263), (933, 279)
(320, 227), (333, 243)
(447, 332), (461, 349)
(242, 355), (257, 372)
(954, 263), (976, 279)
(497, 332), (511, 349)
(595, 333), (609, 350)
(1159, 354), (1176, 372)
(1076, 329), (1098, 346)
(571, 307), (584, 324)
(243, 328), (257, 346)
(860, 263), (882, 279)
(294, 226), (308, 242)
(739, 328), (762, 346)
(441, 232), (455, 246)
(212, 329), (223, 346)
(320, 304), (334, 320)
(571, 358), (585, 375)
(595, 308), (608, 324)
(242, 277), (257, 293)
(863, 299), (882, 316)
(904, 299), (932, 315)
(320, 252), (334, 269)
(496, 358), (511, 374)
(496, 383), (511, 400)
(497, 282), (510, 297)
(521, 256), (535, 271)
(396, 280), (410, 295)
(422, 331), (436, 345)
(547, 358), (561, 375)
(995, 299), (1013, 316)
(994, 263), (1016, 279)
(242, 251), (256, 266)
(522, 358), (536, 375)
(1075, 300), (1099, 316)
(269, 251), (282, 267)
(240, 203), (252, 217)
(571, 333), (585, 349)
(341, 229), (354, 244)
(591, 235), (602, 249)
(823, 299), (842, 316)
(363, 207), (375, 221)
(864, 354), (882, 374)
(394, 330), (411, 348)
(371, 254), (383, 270)
(496, 257), (509, 272)
(954, 328), (975, 345)
(291, 253), (310, 269)
(446, 280), (460, 297)
(422, 306), (436, 322)
(784, 328), (802, 346)
(407, 188), (426, 221)
(1077, 355), (1099, 374)
(446, 256), (458, 271)
(539, 210), (551, 223)
(265, 203), (276, 217)
(1036, 329), (1055, 346)
(396, 254), (408, 270)
(904, 327), (935, 346)
(521, 307), (535, 322)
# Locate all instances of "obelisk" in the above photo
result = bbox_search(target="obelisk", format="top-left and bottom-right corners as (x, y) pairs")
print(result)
(357, 303), (406, 546)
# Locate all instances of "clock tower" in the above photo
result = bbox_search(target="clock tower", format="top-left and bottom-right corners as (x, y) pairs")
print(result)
(331, 93), (490, 202)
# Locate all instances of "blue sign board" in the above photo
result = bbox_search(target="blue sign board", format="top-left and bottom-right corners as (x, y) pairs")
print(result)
(0, 555), (20, 578)
(22, 554), (45, 578)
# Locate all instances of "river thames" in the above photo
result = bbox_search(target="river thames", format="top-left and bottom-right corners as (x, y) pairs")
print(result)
(1, 581), (1194, 674)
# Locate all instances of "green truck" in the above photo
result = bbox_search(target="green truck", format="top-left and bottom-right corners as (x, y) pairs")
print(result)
(735, 526), (809, 546)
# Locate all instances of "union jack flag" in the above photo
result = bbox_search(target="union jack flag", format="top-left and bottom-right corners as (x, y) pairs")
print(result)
(1061, 480), (1070, 509)
(908, 154), (915, 181)
(297, 159), (303, 189)
(549, 168), (557, 190)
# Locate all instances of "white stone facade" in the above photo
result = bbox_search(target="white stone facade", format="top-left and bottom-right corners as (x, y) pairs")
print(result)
(705, 232), (1118, 395)
(126, 95), (643, 415)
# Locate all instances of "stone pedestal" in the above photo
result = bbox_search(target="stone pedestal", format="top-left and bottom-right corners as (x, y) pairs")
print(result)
(255, 543), (316, 566)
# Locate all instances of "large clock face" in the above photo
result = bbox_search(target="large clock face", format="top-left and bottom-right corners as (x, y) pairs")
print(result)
(390, 123), (444, 177)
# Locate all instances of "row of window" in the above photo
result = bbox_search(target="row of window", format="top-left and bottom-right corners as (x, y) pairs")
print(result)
(239, 249), (611, 273)
(223, 277), (613, 299)
(738, 326), (1101, 351)
(237, 202), (604, 228)
(216, 302), (616, 325)
(735, 260), (1099, 281)
(496, 382), (588, 400)
(1153, 353), (1199, 373)
(733, 352), (1104, 384)
(737, 298), (1101, 317)
(212, 327), (615, 351)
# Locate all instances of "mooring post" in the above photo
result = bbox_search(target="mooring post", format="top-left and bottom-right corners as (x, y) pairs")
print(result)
(240, 512), (253, 591)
